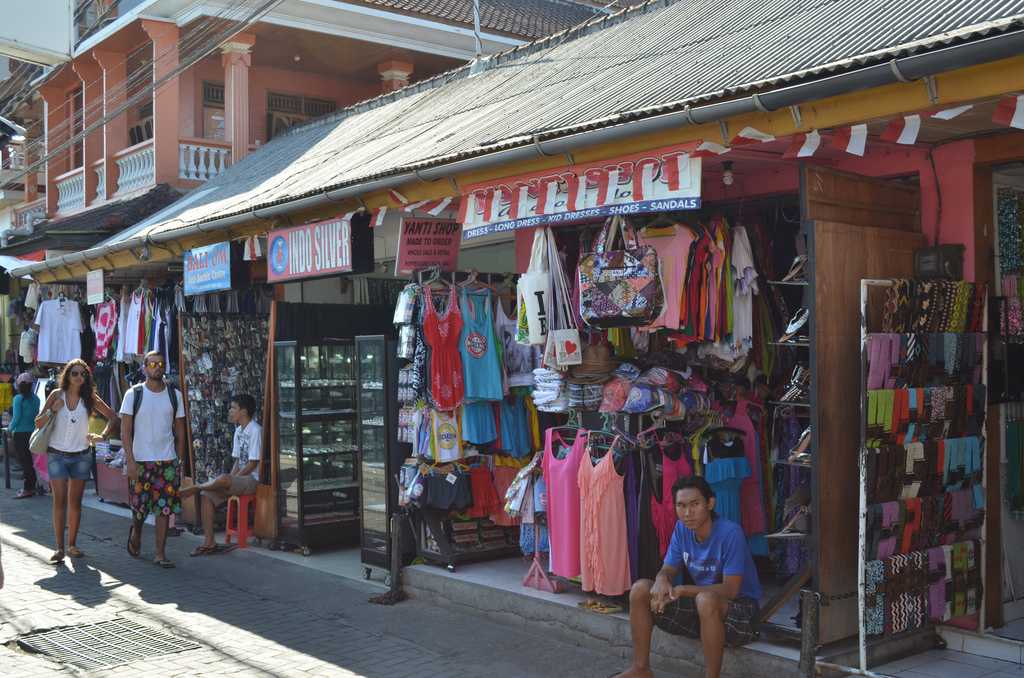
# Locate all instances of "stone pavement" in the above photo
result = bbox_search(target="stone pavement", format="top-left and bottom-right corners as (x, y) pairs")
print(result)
(0, 488), (622, 678)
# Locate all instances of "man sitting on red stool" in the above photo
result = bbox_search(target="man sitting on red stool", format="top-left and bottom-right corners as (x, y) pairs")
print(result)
(181, 394), (262, 556)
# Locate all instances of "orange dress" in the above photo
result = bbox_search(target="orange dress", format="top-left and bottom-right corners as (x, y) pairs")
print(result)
(578, 444), (631, 596)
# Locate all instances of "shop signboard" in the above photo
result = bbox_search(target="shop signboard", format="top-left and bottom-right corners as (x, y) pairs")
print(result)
(183, 241), (232, 296)
(460, 141), (703, 240)
(266, 216), (353, 283)
(86, 269), (104, 305)
(395, 217), (460, 275)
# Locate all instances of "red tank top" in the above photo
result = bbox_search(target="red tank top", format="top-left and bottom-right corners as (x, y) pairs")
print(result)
(423, 286), (464, 411)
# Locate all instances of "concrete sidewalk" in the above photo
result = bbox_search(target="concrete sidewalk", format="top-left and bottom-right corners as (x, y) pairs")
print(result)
(0, 488), (622, 677)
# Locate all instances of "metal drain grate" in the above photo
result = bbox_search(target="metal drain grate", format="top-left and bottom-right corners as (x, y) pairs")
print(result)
(17, 618), (200, 670)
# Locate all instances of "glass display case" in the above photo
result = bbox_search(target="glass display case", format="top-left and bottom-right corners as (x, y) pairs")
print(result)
(357, 335), (405, 579)
(275, 339), (359, 552)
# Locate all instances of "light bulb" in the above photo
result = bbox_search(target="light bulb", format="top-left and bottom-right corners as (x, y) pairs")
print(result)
(722, 161), (734, 187)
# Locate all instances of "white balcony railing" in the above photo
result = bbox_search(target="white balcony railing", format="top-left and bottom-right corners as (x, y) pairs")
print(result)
(94, 161), (106, 202)
(56, 168), (86, 213)
(13, 198), (46, 228)
(179, 140), (231, 181)
(114, 140), (155, 195)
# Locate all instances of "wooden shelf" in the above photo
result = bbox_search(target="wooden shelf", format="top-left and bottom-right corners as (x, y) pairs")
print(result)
(768, 400), (811, 408)
(770, 340), (810, 348)
(768, 280), (809, 287)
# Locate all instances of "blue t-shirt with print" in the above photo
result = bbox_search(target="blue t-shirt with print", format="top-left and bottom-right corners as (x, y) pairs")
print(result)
(664, 517), (762, 601)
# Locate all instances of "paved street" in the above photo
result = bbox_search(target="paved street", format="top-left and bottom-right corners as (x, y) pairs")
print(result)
(0, 488), (617, 677)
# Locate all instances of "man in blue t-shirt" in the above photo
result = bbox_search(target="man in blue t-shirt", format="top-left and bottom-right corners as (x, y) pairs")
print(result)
(613, 476), (762, 678)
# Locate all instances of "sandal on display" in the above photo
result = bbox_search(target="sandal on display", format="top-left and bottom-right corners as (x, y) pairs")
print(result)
(778, 308), (810, 343)
(766, 506), (811, 538)
(787, 427), (812, 462)
(781, 255), (808, 283)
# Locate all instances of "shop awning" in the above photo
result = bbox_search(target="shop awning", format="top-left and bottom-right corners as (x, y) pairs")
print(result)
(12, 0), (1024, 278)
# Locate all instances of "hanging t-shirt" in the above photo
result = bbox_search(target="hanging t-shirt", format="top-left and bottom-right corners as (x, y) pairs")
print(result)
(34, 299), (83, 364)
(459, 290), (503, 401)
(123, 290), (144, 358)
(430, 409), (463, 462)
(730, 226), (759, 351)
(640, 224), (696, 331)
(495, 300), (539, 388)
(19, 327), (38, 363)
(119, 384), (185, 462)
(24, 282), (41, 310)
(91, 300), (118, 360)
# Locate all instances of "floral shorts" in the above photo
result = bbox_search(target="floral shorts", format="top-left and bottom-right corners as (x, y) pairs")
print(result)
(129, 460), (181, 522)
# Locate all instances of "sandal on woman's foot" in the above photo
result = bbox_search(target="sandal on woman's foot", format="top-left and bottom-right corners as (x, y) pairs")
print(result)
(67, 546), (85, 558)
(127, 522), (142, 558)
(190, 545), (217, 557)
(14, 489), (34, 499)
(49, 550), (65, 564)
(153, 558), (176, 569)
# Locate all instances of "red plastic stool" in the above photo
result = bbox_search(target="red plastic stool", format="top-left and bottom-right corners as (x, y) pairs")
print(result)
(225, 494), (255, 548)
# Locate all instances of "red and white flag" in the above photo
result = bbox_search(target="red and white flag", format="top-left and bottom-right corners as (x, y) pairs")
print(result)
(387, 188), (409, 206)
(782, 130), (821, 159)
(880, 114), (922, 145)
(371, 206), (387, 227)
(507, 186), (530, 221)
(632, 159), (659, 202)
(993, 95), (1024, 130)
(691, 140), (731, 158)
(731, 126), (775, 145)
(403, 199), (431, 213)
(832, 124), (868, 156)
(931, 104), (973, 120)
(426, 196), (454, 216)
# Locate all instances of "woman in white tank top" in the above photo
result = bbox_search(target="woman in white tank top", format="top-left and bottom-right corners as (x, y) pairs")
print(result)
(35, 359), (117, 563)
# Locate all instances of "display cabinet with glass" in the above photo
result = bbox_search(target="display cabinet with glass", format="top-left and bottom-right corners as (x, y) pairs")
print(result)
(357, 335), (405, 581)
(274, 339), (360, 552)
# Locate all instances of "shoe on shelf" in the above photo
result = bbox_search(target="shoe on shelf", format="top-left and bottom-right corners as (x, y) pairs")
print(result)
(780, 255), (808, 283)
(778, 308), (810, 343)
(787, 427), (812, 461)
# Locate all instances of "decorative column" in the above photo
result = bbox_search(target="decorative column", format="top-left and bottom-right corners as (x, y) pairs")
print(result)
(38, 85), (64, 218)
(72, 56), (103, 204)
(141, 19), (180, 187)
(93, 49), (127, 200)
(221, 35), (254, 164)
(378, 60), (413, 93)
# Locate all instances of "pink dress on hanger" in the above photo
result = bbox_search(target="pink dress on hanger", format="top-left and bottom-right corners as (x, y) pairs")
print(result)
(578, 440), (631, 596)
(542, 429), (586, 578)
(649, 445), (693, 559)
(730, 398), (767, 539)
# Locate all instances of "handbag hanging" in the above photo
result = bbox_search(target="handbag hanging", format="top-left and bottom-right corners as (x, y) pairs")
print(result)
(516, 228), (553, 345)
(544, 228), (582, 368)
(578, 215), (664, 327)
(29, 414), (55, 455)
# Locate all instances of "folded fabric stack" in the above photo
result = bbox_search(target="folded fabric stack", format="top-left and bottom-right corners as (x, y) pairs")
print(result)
(533, 368), (567, 412)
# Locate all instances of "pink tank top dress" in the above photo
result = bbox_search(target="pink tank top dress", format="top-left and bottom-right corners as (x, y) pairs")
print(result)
(730, 399), (767, 536)
(649, 446), (693, 559)
(578, 440), (631, 596)
(542, 429), (586, 578)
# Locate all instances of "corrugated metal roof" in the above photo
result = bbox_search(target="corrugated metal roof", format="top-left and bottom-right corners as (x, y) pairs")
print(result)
(100, 0), (1024, 246)
(353, 0), (603, 39)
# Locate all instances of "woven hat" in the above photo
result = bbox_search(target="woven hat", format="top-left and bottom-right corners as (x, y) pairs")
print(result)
(15, 372), (34, 386)
(568, 344), (619, 384)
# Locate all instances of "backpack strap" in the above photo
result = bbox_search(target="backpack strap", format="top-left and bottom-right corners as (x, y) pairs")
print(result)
(130, 382), (178, 422)
(131, 383), (145, 419)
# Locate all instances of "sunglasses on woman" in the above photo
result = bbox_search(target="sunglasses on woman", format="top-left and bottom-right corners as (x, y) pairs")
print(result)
(69, 370), (86, 377)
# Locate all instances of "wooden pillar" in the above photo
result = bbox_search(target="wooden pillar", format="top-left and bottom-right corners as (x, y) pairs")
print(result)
(141, 19), (180, 186)
(93, 49), (127, 200)
(221, 34), (254, 164)
(72, 56), (103, 204)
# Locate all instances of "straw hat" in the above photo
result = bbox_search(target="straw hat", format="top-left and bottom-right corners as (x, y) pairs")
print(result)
(568, 344), (619, 384)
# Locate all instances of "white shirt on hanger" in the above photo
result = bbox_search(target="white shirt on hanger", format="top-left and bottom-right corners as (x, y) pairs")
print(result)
(123, 291), (144, 357)
(33, 299), (82, 364)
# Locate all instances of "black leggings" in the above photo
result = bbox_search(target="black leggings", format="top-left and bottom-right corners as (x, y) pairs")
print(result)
(13, 431), (36, 492)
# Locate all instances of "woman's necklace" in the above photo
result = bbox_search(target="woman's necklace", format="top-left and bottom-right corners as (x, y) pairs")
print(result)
(67, 394), (79, 424)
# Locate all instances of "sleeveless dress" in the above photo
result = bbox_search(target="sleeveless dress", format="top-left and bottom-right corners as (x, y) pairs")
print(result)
(578, 443), (631, 596)
(649, 440), (694, 559)
(423, 286), (464, 411)
(459, 289), (503, 401)
(542, 429), (586, 578)
(730, 398), (768, 555)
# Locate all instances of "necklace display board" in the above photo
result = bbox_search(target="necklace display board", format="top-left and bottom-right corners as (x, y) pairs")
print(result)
(180, 312), (270, 484)
(856, 278), (988, 672)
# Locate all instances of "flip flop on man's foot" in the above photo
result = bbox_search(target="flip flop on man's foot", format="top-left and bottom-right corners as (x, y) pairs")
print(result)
(153, 558), (176, 569)
(67, 546), (85, 558)
(190, 545), (218, 557)
(127, 522), (142, 558)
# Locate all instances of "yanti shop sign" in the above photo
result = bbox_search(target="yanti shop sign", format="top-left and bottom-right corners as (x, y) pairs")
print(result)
(267, 216), (352, 283)
(460, 141), (702, 240)
(395, 218), (460, 275)
(183, 242), (231, 296)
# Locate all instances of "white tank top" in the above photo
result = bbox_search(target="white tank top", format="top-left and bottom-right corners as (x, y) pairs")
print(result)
(49, 393), (90, 453)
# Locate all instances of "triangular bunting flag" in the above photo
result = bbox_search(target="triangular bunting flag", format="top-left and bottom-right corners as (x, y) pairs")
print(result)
(387, 188), (409, 206)
(993, 95), (1024, 130)
(880, 114), (922, 145)
(731, 126), (775, 145)
(372, 207), (387, 227)
(691, 140), (731, 158)
(931, 104), (973, 120)
(832, 124), (868, 156)
(426, 197), (454, 216)
(782, 130), (821, 159)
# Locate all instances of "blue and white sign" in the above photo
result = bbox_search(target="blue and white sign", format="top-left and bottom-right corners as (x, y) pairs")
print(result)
(184, 242), (232, 296)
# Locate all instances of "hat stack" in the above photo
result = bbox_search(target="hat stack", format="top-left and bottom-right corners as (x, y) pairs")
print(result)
(567, 344), (619, 385)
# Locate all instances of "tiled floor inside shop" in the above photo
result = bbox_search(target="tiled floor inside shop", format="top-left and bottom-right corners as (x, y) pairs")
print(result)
(874, 649), (1024, 677)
